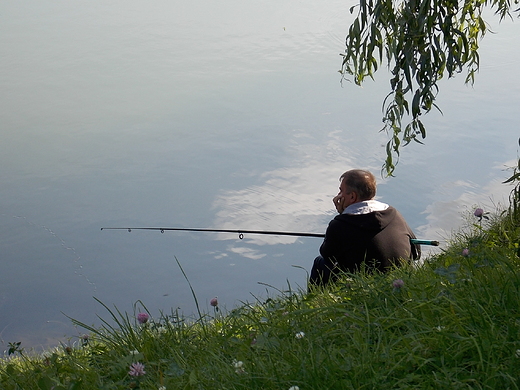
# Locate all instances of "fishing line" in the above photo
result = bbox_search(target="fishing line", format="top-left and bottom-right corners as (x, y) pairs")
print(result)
(5, 215), (97, 291)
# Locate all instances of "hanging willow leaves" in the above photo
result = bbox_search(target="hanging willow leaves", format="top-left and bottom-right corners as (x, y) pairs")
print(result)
(341, 0), (519, 176)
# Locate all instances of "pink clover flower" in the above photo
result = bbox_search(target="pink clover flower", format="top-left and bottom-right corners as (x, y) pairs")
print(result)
(392, 279), (405, 289)
(474, 208), (484, 218)
(137, 313), (149, 324)
(128, 362), (146, 377)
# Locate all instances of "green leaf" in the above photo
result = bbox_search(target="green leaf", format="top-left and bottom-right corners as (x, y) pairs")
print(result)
(418, 120), (426, 138)
(69, 381), (83, 390)
(38, 376), (54, 390)
(503, 173), (520, 184)
(189, 369), (198, 385)
(166, 361), (185, 377)
(412, 89), (421, 117)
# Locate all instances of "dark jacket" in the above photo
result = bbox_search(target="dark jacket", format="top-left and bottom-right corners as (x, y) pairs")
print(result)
(320, 206), (420, 273)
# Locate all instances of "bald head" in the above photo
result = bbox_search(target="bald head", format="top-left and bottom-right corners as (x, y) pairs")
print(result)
(340, 169), (377, 201)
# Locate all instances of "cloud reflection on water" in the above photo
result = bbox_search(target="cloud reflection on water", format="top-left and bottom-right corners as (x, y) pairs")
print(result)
(211, 130), (356, 258)
(213, 127), (517, 260)
(417, 161), (515, 256)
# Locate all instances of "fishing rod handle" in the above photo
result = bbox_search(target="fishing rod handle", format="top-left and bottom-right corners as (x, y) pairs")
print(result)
(410, 239), (440, 246)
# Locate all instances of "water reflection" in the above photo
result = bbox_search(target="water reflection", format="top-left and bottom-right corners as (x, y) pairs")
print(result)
(1, 0), (519, 351)
(417, 172), (514, 248)
(212, 130), (355, 250)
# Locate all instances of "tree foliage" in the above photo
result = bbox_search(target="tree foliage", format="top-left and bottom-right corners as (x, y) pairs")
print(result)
(341, 0), (519, 175)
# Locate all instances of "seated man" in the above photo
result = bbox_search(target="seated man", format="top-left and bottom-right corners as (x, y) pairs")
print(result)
(309, 169), (421, 286)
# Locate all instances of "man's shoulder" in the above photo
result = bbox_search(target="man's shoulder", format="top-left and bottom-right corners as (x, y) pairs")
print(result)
(331, 209), (383, 226)
(335, 205), (397, 220)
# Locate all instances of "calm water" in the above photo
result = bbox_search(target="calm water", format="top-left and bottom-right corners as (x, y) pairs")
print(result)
(1, 1), (519, 350)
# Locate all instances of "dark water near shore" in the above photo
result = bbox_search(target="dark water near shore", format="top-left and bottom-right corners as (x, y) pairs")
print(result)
(1, 1), (519, 351)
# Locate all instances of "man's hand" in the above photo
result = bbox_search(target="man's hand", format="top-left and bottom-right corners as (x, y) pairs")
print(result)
(333, 193), (346, 214)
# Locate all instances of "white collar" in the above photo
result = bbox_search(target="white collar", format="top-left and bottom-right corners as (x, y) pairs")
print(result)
(343, 200), (389, 215)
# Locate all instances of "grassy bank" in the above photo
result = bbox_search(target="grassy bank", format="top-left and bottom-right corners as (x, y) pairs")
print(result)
(2, 202), (520, 389)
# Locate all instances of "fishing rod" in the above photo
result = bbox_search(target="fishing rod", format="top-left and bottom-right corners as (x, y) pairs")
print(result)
(100, 227), (440, 246)
(101, 227), (324, 239)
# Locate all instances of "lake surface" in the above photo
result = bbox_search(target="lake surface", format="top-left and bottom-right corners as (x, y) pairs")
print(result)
(1, 1), (519, 351)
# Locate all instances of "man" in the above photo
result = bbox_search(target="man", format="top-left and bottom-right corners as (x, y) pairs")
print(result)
(309, 169), (420, 286)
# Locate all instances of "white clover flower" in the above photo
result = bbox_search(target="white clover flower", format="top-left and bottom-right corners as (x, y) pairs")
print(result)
(130, 349), (140, 355)
(516, 349), (520, 358)
(289, 386), (300, 390)
(295, 331), (305, 339)
(158, 386), (167, 390)
(41, 351), (52, 359)
(156, 326), (167, 334)
(232, 359), (245, 374)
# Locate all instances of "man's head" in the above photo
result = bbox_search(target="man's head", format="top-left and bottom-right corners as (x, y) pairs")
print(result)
(340, 169), (377, 202)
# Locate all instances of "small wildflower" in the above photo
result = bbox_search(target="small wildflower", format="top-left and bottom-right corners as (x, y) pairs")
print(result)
(462, 248), (470, 257)
(392, 279), (404, 289)
(81, 334), (89, 346)
(156, 326), (167, 334)
(473, 207), (489, 222)
(130, 349), (140, 355)
(128, 362), (146, 377)
(41, 351), (52, 359)
(210, 297), (218, 307)
(232, 359), (245, 374)
(158, 387), (167, 390)
(289, 387), (300, 390)
(137, 312), (149, 324)
(516, 349), (520, 358)
(295, 331), (305, 339)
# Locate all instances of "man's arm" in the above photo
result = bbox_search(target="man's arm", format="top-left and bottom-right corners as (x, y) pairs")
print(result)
(410, 236), (421, 260)
(406, 225), (421, 260)
(319, 218), (345, 265)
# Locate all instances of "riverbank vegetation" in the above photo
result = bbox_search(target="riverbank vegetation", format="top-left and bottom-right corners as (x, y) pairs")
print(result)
(2, 186), (520, 389)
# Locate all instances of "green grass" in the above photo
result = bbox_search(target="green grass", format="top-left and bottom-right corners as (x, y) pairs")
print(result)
(2, 204), (520, 389)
